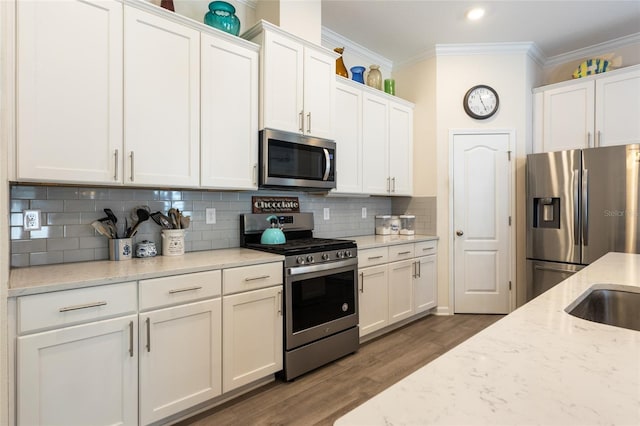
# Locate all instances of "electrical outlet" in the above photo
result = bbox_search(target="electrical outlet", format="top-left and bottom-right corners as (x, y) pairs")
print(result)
(362, 207), (367, 219)
(23, 209), (41, 231)
(205, 208), (216, 224)
(323, 208), (330, 220)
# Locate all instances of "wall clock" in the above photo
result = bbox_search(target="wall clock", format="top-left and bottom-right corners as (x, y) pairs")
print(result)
(463, 85), (499, 119)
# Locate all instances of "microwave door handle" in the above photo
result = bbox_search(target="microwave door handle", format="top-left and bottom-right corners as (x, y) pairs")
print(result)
(323, 148), (331, 181)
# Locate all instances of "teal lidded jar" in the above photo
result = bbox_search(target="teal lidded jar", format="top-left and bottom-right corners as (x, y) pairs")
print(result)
(204, 1), (240, 36)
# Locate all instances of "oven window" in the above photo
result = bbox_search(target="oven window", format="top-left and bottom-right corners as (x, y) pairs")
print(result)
(268, 140), (327, 180)
(291, 270), (355, 333)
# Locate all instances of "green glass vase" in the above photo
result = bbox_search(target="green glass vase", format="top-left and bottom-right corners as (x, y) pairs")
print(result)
(204, 1), (241, 36)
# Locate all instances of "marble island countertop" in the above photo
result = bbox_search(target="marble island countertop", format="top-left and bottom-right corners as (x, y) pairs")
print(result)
(335, 252), (640, 426)
(9, 249), (283, 297)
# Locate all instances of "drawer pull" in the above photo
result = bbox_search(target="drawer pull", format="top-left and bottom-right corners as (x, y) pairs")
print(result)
(59, 301), (107, 313)
(244, 275), (270, 282)
(397, 251), (411, 255)
(368, 255), (383, 260)
(128, 321), (134, 357)
(168, 286), (203, 294)
(422, 247), (434, 251)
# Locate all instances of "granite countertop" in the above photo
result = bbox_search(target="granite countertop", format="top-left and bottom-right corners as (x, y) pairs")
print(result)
(9, 249), (283, 297)
(335, 252), (640, 426)
(347, 234), (438, 250)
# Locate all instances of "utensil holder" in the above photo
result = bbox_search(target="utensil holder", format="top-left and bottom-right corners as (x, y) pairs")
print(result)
(161, 229), (186, 256)
(109, 238), (132, 261)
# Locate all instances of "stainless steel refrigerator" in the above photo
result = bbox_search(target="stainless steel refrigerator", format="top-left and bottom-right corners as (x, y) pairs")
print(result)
(526, 144), (640, 300)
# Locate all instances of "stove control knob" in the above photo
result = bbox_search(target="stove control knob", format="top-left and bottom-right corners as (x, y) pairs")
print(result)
(306, 255), (315, 264)
(296, 256), (305, 264)
(337, 251), (345, 259)
(322, 253), (330, 261)
(345, 250), (353, 258)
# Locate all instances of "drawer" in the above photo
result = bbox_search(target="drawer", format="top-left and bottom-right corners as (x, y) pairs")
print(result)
(17, 281), (137, 334)
(415, 240), (438, 256)
(139, 270), (221, 311)
(388, 243), (415, 261)
(358, 247), (388, 268)
(223, 262), (283, 295)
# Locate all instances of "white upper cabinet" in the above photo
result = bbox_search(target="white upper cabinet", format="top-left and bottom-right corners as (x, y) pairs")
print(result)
(200, 33), (259, 189)
(245, 21), (336, 139)
(333, 81), (363, 193)
(388, 102), (414, 195)
(16, 0), (123, 184)
(124, 6), (200, 187)
(362, 92), (390, 195)
(533, 65), (640, 152)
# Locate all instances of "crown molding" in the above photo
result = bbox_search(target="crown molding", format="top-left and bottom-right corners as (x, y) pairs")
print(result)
(394, 47), (437, 71)
(236, 0), (257, 9)
(321, 26), (393, 70)
(544, 32), (640, 68)
(435, 42), (540, 58)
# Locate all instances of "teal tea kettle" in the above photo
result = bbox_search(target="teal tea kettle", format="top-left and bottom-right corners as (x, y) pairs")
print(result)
(260, 215), (286, 245)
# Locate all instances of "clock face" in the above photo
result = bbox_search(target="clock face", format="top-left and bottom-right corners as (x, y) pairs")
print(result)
(464, 85), (499, 119)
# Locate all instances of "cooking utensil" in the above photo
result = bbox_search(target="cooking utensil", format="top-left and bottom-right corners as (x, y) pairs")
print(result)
(104, 208), (118, 225)
(91, 220), (113, 239)
(179, 214), (191, 229)
(127, 209), (150, 237)
(150, 211), (173, 229)
(130, 205), (151, 222)
(168, 208), (179, 229)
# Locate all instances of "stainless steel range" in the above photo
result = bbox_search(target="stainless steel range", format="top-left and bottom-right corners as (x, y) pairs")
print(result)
(240, 212), (359, 380)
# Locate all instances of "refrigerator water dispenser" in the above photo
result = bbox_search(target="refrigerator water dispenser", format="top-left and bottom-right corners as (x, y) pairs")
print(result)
(533, 197), (560, 229)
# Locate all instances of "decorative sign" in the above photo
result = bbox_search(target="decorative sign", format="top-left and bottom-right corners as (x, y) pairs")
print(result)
(252, 196), (300, 213)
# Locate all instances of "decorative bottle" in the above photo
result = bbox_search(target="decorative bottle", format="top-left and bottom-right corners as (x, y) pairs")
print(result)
(366, 65), (382, 90)
(350, 66), (365, 84)
(204, 1), (241, 36)
(334, 47), (348, 78)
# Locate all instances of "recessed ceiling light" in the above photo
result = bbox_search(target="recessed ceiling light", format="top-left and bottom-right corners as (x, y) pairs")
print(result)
(466, 7), (485, 21)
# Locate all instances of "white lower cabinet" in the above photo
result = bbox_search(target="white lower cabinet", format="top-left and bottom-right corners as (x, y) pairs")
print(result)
(388, 259), (415, 324)
(16, 282), (138, 426)
(222, 282), (283, 393)
(414, 241), (438, 313)
(358, 264), (389, 336)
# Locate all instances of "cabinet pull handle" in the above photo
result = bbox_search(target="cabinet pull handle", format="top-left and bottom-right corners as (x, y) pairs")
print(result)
(306, 112), (311, 133)
(386, 177), (390, 192)
(277, 290), (282, 316)
(368, 255), (383, 260)
(397, 251), (411, 255)
(596, 130), (601, 147)
(417, 260), (422, 278)
(392, 177), (396, 192)
(253, 164), (257, 186)
(129, 151), (135, 182)
(299, 110), (304, 132)
(586, 132), (592, 148)
(412, 261), (417, 278)
(114, 149), (119, 181)
(359, 272), (364, 292)
(168, 286), (202, 294)
(128, 321), (134, 357)
(422, 247), (434, 251)
(245, 275), (270, 281)
(59, 301), (107, 312)
(146, 317), (151, 352)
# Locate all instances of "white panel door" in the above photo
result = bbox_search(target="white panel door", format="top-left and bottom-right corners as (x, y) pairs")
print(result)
(358, 264), (388, 337)
(17, 315), (137, 426)
(334, 82), (363, 194)
(124, 6), (200, 187)
(542, 81), (595, 151)
(595, 68), (640, 147)
(302, 46), (335, 138)
(388, 259), (414, 324)
(362, 93), (389, 195)
(139, 299), (222, 425)
(453, 133), (512, 314)
(17, 0), (123, 184)
(262, 30), (304, 134)
(388, 101), (413, 195)
(201, 33), (259, 189)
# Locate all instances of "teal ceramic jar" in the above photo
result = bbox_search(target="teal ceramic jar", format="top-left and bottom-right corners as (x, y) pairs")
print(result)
(204, 1), (240, 36)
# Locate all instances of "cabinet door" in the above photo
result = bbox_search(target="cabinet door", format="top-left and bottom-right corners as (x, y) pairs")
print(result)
(124, 6), (200, 187)
(362, 92), (389, 195)
(261, 30), (304, 134)
(139, 299), (222, 425)
(17, 315), (137, 426)
(388, 101), (413, 195)
(333, 81), (363, 194)
(201, 33), (259, 189)
(595, 68), (640, 147)
(388, 259), (414, 324)
(414, 255), (437, 313)
(302, 46), (335, 138)
(222, 286), (283, 392)
(359, 264), (389, 337)
(542, 81), (595, 151)
(16, 0), (123, 184)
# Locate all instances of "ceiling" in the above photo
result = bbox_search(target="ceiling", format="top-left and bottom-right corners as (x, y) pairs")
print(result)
(321, 1), (640, 64)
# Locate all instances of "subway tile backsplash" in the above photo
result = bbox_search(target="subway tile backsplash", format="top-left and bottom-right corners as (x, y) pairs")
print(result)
(10, 184), (436, 268)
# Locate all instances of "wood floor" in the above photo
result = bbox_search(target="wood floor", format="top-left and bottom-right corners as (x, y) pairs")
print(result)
(178, 314), (504, 426)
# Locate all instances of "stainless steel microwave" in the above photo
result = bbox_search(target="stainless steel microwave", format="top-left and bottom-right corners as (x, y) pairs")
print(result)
(259, 128), (336, 190)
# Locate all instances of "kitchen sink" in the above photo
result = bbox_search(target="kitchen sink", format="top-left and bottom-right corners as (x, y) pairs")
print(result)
(566, 285), (640, 332)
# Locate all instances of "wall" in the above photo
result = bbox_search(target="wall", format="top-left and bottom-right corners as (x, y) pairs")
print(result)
(9, 185), (395, 268)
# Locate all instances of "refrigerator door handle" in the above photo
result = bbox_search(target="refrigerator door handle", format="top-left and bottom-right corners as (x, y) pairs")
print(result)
(582, 168), (589, 246)
(573, 169), (580, 245)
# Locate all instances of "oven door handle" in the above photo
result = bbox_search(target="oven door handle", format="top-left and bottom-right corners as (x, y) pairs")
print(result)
(287, 257), (357, 276)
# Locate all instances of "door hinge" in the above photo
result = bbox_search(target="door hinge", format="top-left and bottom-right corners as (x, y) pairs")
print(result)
(509, 281), (512, 290)
(507, 150), (512, 161)
(508, 216), (512, 226)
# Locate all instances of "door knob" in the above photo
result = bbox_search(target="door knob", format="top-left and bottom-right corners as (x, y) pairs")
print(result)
(456, 230), (464, 236)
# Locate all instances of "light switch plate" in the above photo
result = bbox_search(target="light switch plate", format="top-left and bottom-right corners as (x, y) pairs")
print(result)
(323, 208), (330, 220)
(23, 209), (41, 231)
(205, 208), (216, 224)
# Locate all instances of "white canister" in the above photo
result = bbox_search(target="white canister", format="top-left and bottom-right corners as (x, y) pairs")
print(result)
(390, 216), (400, 235)
(161, 229), (185, 256)
(109, 238), (132, 261)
